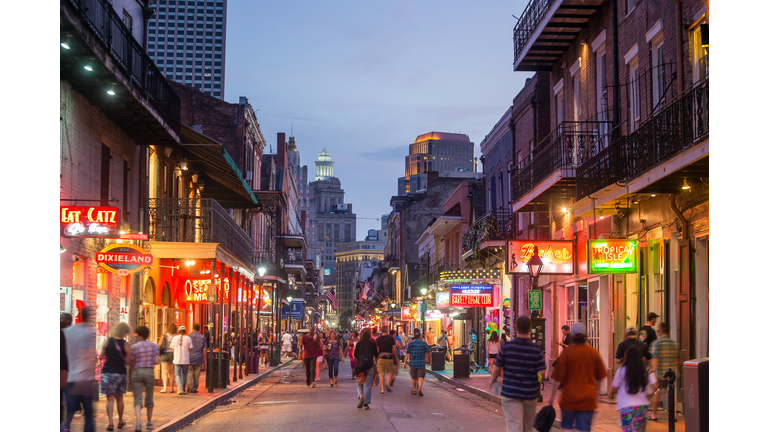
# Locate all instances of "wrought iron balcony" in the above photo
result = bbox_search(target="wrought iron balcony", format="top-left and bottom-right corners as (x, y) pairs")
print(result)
(510, 121), (615, 202)
(577, 78), (709, 199)
(514, 0), (557, 63)
(461, 209), (513, 254)
(285, 247), (306, 266)
(147, 198), (253, 267)
(64, 0), (180, 134)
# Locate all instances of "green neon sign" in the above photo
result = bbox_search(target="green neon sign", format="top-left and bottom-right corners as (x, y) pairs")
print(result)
(587, 239), (638, 274)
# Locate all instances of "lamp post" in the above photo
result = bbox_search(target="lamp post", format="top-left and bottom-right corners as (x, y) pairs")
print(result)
(287, 296), (293, 334)
(526, 246), (544, 319)
(390, 302), (396, 329)
(420, 288), (428, 334)
(255, 265), (266, 370)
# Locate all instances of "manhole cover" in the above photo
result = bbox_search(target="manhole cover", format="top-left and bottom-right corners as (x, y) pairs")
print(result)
(387, 413), (412, 419)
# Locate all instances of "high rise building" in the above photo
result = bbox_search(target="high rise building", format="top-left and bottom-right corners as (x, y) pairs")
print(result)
(147, 0), (227, 99)
(397, 132), (477, 196)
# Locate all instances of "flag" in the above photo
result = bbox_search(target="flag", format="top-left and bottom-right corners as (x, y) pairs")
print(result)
(373, 290), (383, 301)
(326, 288), (338, 310)
(364, 280), (373, 299)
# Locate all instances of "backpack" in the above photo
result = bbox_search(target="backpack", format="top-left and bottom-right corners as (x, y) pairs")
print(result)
(354, 340), (374, 374)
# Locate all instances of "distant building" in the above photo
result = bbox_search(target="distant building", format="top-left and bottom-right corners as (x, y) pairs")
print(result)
(397, 132), (477, 195)
(335, 240), (386, 315)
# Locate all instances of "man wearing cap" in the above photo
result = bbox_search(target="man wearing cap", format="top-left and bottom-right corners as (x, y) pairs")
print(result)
(639, 312), (659, 354)
(170, 325), (194, 395)
(614, 326), (651, 365)
(548, 322), (607, 432)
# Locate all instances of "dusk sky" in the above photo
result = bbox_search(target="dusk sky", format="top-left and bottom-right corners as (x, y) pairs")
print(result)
(224, 0), (533, 239)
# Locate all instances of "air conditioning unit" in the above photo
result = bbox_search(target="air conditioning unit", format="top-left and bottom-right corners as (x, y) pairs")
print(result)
(245, 171), (253, 181)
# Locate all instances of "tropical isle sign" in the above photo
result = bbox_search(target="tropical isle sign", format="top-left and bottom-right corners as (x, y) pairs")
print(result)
(95, 243), (152, 275)
(506, 240), (575, 275)
(587, 239), (638, 274)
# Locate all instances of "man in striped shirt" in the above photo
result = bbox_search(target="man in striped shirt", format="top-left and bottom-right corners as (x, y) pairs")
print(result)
(489, 316), (546, 432)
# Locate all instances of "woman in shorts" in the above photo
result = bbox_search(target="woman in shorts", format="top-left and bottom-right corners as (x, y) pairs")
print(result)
(100, 322), (132, 431)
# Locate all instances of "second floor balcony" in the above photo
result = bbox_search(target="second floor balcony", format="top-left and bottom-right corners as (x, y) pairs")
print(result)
(147, 198), (253, 268)
(461, 209), (513, 257)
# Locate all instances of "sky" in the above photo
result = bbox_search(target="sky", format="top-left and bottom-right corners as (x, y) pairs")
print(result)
(223, 0), (533, 240)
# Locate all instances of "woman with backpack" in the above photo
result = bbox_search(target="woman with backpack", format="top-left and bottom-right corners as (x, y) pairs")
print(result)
(609, 344), (658, 431)
(158, 323), (177, 393)
(353, 328), (379, 410)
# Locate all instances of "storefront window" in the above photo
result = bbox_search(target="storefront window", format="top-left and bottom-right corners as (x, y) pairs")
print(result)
(566, 286), (575, 321)
(589, 282), (599, 318)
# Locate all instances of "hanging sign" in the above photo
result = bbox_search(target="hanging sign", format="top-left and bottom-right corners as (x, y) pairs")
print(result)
(95, 244), (152, 275)
(184, 276), (230, 303)
(253, 285), (273, 314)
(401, 306), (416, 321)
(119, 232), (148, 241)
(450, 284), (495, 307)
(528, 290), (542, 311)
(425, 310), (445, 321)
(435, 291), (450, 309)
(588, 239), (638, 273)
(506, 240), (575, 275)
(61, 206), (120, 238)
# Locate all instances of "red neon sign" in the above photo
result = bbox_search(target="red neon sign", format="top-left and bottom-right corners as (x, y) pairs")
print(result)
(184, 277), (230, 304)
(506, 240), (575, 275)
(119, 232), (149, 241)
(61, 206), (119, 238)
(449, 284), (495, 307)
(401, 306), (415, 321)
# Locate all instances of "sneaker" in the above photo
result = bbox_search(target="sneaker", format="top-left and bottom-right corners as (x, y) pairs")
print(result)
(146, 423), (154, 430)
(357, 396), (364, 409)
(311, 382), (315, 388)
(363, 404), (370, 410)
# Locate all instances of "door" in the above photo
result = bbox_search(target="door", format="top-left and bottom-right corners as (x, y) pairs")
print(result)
(678, 242), (692, 365)
(587, 280), (600, 350)
(60, 287), (72, 315)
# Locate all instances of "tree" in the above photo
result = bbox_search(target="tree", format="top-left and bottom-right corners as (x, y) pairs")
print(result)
(338, 309), (354, 331)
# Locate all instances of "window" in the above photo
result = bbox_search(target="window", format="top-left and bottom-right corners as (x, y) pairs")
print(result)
(592, 30), (609, 148)
(101, 144), (111, 205)
(554, 78), (565, 127)
(625, 44), (640, 132)
(626, 0), (636, 15)
(123, 9), (133, 33)
(647, 21), (665, 109)
(570, 60), (581, 125)
(692, 22), (708, 84)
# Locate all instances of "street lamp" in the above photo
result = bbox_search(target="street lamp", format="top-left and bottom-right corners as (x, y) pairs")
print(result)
(287, 296), (293, 333)
(527, 246), (544, 319)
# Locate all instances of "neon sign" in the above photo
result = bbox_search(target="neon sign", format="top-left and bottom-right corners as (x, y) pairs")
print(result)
(61, 206), (119, 238)
(401, 306), (415, 321)
(96, 244), (152, 275)
(184, 277), (230, 303)
(588, 239), (638, 274)
(450, 284), (494, 307)
(506, 240), (574, 275)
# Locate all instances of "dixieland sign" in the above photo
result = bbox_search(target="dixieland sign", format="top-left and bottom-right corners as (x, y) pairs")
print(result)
(95, 244), (152, 275)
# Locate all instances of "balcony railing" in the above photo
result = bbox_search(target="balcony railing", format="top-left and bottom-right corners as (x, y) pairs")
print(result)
(285, 247), (305, 266)
(513, 0), (556, 62)
(147, 198), (253, 267)
(511, 121), (616, 201)
(577, 78), (708, 198)
(67, 0), (180, 133)
(461, 209), (513, 254)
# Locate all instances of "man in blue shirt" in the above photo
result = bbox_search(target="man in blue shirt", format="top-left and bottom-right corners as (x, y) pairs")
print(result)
(187, 323), (208, 393)
(489, 316), (546, 432)
(403, 328), (430, 396)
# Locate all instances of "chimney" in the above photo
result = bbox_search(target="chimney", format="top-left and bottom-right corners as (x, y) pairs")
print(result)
(277, 133), (287, 170)
(239, 96), (247, 105)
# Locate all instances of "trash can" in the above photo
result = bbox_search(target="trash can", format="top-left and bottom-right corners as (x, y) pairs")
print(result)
(206, 350), (231, 389)
(453, 347), (471, 378)
(431, 346), (446, 371)
(250, 348), (260, 374)
(270, 342), (281, 366)
(684, 358), (709, 432)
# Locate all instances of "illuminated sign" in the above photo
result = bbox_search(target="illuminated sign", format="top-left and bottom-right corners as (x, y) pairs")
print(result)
(425, 310), (445, 321)
(435, 291), (450, 309)
(119, 232), (148, 241)
(401, 306), (416, 321)
(253, 285), (274, 313)
(588, 239), (638, 274)
(450, 284), (494, 307)
(96, 244), (152, 275)
(61, 206), (119, 238)
(324, 268), (331, 275)
(184, 277), (230, 303)
(506, 240), (575, 275)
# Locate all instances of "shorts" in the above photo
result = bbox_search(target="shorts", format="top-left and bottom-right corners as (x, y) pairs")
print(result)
(409, 367), (426, 380)
(377, 358), (395, 376)
(100, 372), (128, 396)
(560, 410), (595, 432)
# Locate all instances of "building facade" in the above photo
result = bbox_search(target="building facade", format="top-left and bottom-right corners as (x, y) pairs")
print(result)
(398, 132), (478, 195)
(148, 0), (227, 98)
(334, 240), (386, 315)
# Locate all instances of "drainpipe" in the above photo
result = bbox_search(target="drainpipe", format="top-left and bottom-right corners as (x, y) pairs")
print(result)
(612, 0), (621, 129)
(669, 194), (688, 241)
(673, 0), (685, 95)
(142, 3), (155, 53)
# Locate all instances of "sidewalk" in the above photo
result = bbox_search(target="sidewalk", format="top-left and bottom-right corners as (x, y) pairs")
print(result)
(67, 357), (295, 432)
(426, 362), (686, 432)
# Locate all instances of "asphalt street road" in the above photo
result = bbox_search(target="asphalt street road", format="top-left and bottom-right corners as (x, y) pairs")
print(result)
(180, 361), (522, 432)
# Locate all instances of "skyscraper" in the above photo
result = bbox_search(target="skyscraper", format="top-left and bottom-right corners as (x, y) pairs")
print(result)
(397, 132), (477, 195)
(147, 0), (227, 99)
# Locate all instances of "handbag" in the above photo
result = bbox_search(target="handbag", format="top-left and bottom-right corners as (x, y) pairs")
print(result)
(534, 405), (556, 432)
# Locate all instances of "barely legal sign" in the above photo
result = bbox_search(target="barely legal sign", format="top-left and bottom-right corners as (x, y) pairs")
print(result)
(450, 284), (494, 307)
(96, 244), (152, 275)
(588, 239), (638, 274)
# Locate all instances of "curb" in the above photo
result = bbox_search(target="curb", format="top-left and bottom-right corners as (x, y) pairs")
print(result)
(425, 368), (561, 429)
(155, 359), (296, 432)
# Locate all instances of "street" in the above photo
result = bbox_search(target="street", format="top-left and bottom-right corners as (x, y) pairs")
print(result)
(181, 362), (510, 432)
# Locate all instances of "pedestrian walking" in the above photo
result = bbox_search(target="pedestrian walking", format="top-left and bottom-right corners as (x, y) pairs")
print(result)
(300, 327), (319, 388)
(548, 322), (607, 432)
(393, 330), (405, 363)
(158, 323), (177, 393)
(258, 332), (269, 367)
(425, 327), (436, 346)
(487, 330), (500, 373)
(375, 326), (398, 394)
(281, 331), (293, 357)
(61, 312), (73, 329)
(650, 322), (678, 422)
(639, 313), (659, 355)
(354, 328), (378, 410)
(315, 331), (326, 382)
(348, 331), (359, 376)
(609, 344), (658, 431)
(615, 327), (651, 365)
(489, 316), (546, 432)
(403, 328), (430, 397)
(187, 323), (207, 393)
(469, 328), (480, 372)
(129, 325), (159, 432)
(170, 326), (193, 395)
(99, 322), (132, 430)
(446, 329), (455, 362)
(325, 330), (344, 387)
(63, 306), (96, 432)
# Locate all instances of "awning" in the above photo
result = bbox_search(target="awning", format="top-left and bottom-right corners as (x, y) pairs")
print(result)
(179, 126), (259, 209)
